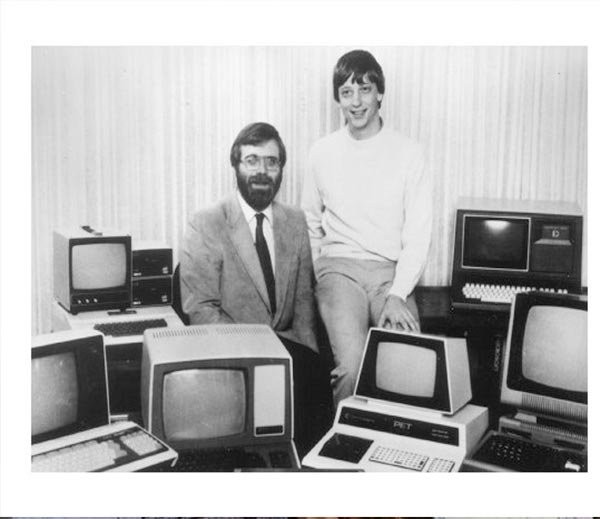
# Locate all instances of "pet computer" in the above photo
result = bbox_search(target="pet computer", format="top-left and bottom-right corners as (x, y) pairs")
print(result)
(302, 328), (488, 472)
(463, 291), (587, 472)
(32, 329), (177, 471)
(141, 324), (300, 471)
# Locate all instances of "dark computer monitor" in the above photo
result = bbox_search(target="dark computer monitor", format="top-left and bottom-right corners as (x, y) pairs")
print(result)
(54, 227), (132, 313)
(355, 328), (472, 415)
(141, 324), (294, 451)
(451, 197), (583, 296)
(462, 215), (529, 270)
(500, 291), (587, 424)
(32, 330), (108, 444)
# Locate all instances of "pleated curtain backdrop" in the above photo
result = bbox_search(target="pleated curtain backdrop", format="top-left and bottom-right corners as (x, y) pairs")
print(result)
(32, 46), (587, 334)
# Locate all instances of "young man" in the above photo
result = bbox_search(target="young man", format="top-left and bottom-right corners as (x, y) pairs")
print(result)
(302, 50), (433, 407)
(181, 122), (318, 352)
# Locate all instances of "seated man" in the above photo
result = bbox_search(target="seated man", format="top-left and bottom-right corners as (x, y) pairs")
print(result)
(302, 50), (433, 408)
(181, 122), (332, 455)
(181, 122), (317, 350)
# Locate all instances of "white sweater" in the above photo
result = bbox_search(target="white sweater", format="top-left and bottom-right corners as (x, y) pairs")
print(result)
(302, 124), (432, 300)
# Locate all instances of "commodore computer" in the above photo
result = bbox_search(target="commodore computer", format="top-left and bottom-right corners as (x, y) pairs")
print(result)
(141, 323), (300, 471)
(32, 329), (177, 471)
(463, 291), (587, 472)
(302, 328), (488, 472)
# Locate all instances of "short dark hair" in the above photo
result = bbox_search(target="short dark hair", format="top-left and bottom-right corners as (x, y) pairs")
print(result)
(333, 49), (385, 103)
(230, 122), (287, 168)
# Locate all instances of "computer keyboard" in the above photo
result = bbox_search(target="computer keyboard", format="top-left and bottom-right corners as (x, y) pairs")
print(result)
(169, 448), (270, 472)
(470, 432), (587, 472)
(369, 445), (454, 472)
(461, 283), (566, 304)
(32, 427), (168, 472)
(93, 318), (168, 337)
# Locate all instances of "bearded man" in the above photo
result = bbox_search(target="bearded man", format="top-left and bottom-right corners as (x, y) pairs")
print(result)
(181, 122), (318, 352)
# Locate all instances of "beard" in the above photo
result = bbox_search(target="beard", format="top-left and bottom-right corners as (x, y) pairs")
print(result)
(236, 170), (282, 212)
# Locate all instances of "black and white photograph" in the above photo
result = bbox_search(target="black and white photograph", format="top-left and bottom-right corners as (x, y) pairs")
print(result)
(28, 44), (588, 472)
(1, 0), (599, 517)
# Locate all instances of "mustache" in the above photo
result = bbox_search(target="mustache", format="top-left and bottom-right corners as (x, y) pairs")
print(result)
(248, 174), (274, 185)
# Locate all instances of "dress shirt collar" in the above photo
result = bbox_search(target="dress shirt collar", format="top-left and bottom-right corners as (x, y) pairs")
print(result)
(236, 191), (273, 225)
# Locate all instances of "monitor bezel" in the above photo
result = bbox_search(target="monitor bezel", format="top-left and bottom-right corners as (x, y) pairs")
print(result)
(355, 329), (451, 413)
(148, 357), (292, 450)
(31, 333), (109, 444)
(503, 291), (587, 406)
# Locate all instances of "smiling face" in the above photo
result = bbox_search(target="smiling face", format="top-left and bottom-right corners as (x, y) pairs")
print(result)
(338, 74), (383, 140)
(235, 139), (283, 211)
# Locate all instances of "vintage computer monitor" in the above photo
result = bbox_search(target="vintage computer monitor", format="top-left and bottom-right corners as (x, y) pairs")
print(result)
(500, 291), (587, 426)
(451, 197), (583, 310)
(32, 329), (177, 471)
(141, 324), (300, 471)
(302, 328), (488, 472)
(32, 330), (109, 444)
(54, 226), (132, 313)
(463, 291), (587, 472)
(356, 328), (472, 415)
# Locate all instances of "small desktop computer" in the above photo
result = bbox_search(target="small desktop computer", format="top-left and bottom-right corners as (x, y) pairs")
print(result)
(141, 323), (301, 471)
(450, 197), (583, 311)
(302, 328), (488, 472)
(31, 329), (178, 471)
(132, 242), (173, 307)
(463, 291), (587, 472)
(54, 226), (132, 313)
(52, 228), (183, 420)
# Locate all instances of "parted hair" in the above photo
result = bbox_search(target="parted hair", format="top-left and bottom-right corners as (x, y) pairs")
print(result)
(332, 49), (385, 103)
(230, 122), (287, 168)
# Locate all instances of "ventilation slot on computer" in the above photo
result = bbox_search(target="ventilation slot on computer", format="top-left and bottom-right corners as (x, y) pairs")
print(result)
(523, 394), (587, 423)
(216, 324), (275, 337)
(149, 326), (210, 339)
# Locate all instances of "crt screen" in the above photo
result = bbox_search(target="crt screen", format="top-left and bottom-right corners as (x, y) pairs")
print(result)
(162, 369), (246, 441)
(463, 217), (529, 269)
(522, 305), (587, 392)
(375, 342), (437, 398)
(72, 243), (127, 289)
(31, 352), (79, 436)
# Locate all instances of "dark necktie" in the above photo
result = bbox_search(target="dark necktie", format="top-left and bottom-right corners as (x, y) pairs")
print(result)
(255, 213), (276, 314)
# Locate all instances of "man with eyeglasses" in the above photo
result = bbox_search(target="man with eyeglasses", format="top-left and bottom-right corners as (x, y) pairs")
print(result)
(181, 121), (318, 353)
(302, 49), (433, 408)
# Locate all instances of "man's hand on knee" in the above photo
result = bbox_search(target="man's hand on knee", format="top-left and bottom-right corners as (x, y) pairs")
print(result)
(377, 294), (420, 331)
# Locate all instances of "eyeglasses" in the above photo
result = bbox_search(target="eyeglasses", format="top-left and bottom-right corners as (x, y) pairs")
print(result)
(240, 154), (281, 171)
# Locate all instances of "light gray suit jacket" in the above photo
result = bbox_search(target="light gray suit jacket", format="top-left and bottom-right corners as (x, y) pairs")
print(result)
(181, 194), (318, 352)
